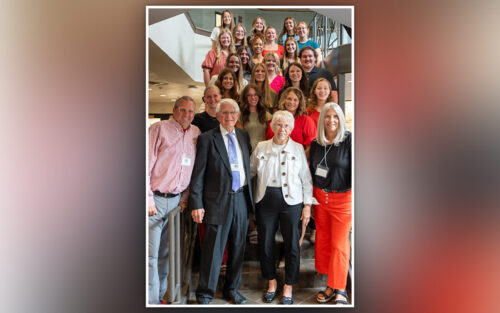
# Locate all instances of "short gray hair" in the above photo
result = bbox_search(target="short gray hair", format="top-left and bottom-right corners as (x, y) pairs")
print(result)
(216, 98), (240, 113)
(174, 96), (195, 109)
(270, 110), (295, 132)
(316, 102), (347, 146)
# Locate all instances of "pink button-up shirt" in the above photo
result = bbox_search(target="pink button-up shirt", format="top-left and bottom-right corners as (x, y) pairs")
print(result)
(148, 118), (201, 207)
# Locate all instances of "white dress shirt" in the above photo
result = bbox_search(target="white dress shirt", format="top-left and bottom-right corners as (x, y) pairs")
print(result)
(250, 138), (313, 205)
(220, 125), (247, 187)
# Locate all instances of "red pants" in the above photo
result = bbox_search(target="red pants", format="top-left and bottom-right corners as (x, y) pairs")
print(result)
(198, 223), (228, 264)
(313, 187), (352, 289)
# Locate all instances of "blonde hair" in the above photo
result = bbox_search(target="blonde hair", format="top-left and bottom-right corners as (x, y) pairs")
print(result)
(215, 29), (235, 65)
(264, 26), (278, 44)
(249, 16), (267, 42)
(263, 52), (281, 74)
(232, 24), (247, 46)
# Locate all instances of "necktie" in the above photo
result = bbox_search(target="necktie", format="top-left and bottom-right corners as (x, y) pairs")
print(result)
(227, 133), (240, 191)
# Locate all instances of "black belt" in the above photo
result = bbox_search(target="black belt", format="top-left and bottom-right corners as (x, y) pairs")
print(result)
(153, 190), (179, 198)
(229, 185), (247, 194)
(321, 188), (351, 193)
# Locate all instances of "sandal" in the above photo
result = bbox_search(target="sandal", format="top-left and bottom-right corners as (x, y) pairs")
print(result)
(333, 289), (349, 305)
(316, 286), (335, 303)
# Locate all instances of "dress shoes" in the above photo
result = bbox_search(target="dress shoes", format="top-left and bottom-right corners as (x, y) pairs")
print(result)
(281, 295), (294, 305)
(196, 297), (211, 304)
(223, 291), (248, 304)
(264, 290), (277, 303)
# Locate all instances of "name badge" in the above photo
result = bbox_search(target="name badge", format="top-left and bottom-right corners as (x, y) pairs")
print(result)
(230, 163), (240, 171)
(315, 165), (329, 178)
(181, 155), (191, 166)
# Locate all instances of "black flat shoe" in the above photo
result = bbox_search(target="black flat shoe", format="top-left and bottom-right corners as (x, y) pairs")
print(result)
(281, 295), (294, 305)
(264, 290), (277, 303)
(223, 291), (248, 304)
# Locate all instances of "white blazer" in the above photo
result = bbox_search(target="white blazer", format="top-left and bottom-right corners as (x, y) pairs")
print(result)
(250, 138), (313, 205)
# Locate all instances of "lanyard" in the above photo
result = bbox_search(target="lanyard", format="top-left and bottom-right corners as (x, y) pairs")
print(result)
(318, 144), (334, 169)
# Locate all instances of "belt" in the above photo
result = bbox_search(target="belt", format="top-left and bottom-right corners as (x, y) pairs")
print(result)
(229, 185), (246, 194)
(153, 190), (179, 198)
(321, 188), (351, 194)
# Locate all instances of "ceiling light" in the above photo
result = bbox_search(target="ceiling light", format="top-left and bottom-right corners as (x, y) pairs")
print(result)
(160, 94), (166, 97)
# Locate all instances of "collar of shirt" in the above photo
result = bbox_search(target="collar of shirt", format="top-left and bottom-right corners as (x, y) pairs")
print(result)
(169, 117), (191, 133)
(219, 124), (235, 137)
(263, 138), (294, 155)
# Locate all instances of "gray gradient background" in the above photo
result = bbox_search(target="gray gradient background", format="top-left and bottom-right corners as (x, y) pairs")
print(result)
(1, 0), (499, 312)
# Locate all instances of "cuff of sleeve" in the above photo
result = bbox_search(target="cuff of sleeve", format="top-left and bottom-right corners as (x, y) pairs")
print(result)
(148, 196), (155, 208)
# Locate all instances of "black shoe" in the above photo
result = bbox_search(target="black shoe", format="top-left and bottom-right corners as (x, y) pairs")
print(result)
(264, 290), (277, 303)
(281, 295), (294, 305)
(223, 291), (248, 304)
(196, 297), (211, 304)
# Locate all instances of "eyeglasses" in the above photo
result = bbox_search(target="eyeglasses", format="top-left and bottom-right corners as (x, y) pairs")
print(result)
(247, 94), (259, 98)
(220, 111), (238, 116)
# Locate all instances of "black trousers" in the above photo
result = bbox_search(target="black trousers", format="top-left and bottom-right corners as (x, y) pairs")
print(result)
(256, 187), (302, 285)
(196, 188), (249, 301)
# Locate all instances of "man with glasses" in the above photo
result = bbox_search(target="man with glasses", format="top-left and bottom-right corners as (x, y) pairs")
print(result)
(190, 98), (254, 305)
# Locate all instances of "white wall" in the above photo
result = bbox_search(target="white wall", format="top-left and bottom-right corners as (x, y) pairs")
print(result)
(149, 13), (211, 83)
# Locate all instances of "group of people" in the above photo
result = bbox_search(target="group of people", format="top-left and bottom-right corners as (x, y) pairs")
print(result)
(148, 11), (352, 306)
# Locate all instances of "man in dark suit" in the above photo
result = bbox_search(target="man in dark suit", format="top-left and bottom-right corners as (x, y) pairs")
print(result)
(189, 98), (254, 305)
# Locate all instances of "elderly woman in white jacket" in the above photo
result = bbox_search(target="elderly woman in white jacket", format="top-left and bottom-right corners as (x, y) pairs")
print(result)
(250, 110), (313, 305)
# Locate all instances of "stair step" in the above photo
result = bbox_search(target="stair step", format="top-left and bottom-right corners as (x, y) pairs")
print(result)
(244, 236), (316, 261)
(239, 259), (327, 289)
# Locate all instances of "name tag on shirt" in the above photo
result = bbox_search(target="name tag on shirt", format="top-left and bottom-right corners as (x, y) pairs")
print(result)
(181, 155), (191, 166)
(230, 163), (240, 171)
(315, 165), (329, 178)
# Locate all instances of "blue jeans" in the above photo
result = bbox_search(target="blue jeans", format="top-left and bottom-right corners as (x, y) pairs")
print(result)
(148, 194), (180, 304)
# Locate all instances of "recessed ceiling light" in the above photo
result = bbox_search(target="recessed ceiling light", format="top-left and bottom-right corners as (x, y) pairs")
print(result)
(148, 88), (153, 90)
(160, 94), (166, 97)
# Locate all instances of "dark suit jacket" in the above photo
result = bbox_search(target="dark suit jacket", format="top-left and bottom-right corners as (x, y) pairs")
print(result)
(189, 126), (254, 225)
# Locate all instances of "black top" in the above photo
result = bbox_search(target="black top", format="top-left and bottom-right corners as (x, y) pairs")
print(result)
(309, 131), (351, 191)
(307, 66), (338, 91)
(192, 111), (219, 133)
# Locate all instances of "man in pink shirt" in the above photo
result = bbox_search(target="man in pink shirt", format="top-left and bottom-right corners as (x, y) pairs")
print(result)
(147, 96), (200, 305)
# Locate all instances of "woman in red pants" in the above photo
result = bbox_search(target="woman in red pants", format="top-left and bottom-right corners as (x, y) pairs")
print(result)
(308, 102), (352, 305)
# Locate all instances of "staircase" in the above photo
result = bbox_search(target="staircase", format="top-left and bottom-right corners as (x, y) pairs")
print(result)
(186, 228), (351, 305)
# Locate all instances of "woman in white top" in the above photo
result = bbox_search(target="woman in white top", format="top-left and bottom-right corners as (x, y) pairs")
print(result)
(210, 10), (234, 50)
(250, 110), (313, 305)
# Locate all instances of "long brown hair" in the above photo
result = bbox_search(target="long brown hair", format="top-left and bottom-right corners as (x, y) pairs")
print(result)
(250, 63), (275, 111)
(218, 10), (235, 31)
(278, 16), (297, 40)
(283, 62), (309, 96)
(215, 68), (239, 102)
(307, 78), (333, 110)
(225, 53), (244, 92)
(278, 87), (306, 118)
(239, 84), (268, 125)
(282, 37), (299, 70)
